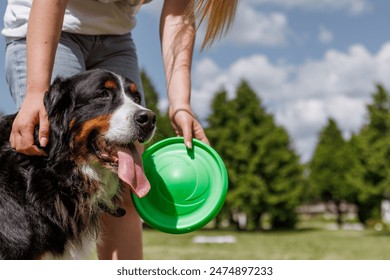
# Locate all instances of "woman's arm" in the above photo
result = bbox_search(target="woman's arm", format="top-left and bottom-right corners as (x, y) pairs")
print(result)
(160, 0), (209, 148)
(10, 0), (68, 155)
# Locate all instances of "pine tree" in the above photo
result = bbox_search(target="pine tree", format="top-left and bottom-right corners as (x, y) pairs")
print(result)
(309, 118), (357, 227)
(141, 70), (175, 144)
(207, 81), (303, 230)
(352, 85), (390, 224)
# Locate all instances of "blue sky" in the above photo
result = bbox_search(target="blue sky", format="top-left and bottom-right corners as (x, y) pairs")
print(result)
(1, 0), (390, 161)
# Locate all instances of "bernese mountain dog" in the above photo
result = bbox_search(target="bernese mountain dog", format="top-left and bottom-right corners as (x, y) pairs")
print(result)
(0, 69), (156, 259)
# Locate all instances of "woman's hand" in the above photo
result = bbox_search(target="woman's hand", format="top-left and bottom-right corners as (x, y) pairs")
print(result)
(10, 92), (49, 156)
(169, 106), (210, 149)
(10, 0), (69, 156)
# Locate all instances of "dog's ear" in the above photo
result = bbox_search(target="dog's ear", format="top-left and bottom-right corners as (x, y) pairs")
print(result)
(44, 76), (75, 158)
(44, 76), (75, 129)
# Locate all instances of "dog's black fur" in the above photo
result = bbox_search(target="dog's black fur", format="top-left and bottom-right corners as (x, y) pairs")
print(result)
(0, 69), (156, 259)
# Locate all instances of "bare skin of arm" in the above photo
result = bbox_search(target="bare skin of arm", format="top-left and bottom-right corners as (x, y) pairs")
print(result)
(160, 0), (210, 148)
(10, 0), (68, 156)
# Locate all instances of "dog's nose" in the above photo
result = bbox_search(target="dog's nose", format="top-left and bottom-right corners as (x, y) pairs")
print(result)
(135, 110), (156, 129)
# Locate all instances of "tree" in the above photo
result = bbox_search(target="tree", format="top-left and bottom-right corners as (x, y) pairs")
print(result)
(351, 85), (390, 224)
(207, 81), (303, 230)
(141, 70), (175, 144)
(309, 118), (357, 227)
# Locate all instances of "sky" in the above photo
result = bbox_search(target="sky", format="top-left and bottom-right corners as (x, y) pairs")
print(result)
(1, 0), (390, 162)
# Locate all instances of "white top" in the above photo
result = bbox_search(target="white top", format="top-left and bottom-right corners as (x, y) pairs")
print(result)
(2, 0), (152, 39)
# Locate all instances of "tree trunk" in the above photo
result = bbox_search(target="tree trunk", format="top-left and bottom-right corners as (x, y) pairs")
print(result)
(335, 200), (343, 229)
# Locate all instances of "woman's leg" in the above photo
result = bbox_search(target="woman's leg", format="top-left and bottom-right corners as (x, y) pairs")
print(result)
(5, 34), (86, 109)
(5, 38), (28, 109)
(97, 186), (144, 260)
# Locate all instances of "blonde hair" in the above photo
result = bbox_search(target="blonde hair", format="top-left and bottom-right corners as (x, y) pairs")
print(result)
(187, 0), (238, 50)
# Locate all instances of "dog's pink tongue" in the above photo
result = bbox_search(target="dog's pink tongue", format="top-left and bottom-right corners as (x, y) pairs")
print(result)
(117, 145), (150, 198)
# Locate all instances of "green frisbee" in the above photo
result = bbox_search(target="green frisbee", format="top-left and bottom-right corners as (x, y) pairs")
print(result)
(132, 137), (228, 234)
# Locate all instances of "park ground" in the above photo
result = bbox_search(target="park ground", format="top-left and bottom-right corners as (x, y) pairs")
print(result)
(142, 220), (390, 260)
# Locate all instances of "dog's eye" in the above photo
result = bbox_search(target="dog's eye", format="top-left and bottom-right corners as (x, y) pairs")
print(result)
(132, 92), (141, 104)
(97, 90), (111, 99)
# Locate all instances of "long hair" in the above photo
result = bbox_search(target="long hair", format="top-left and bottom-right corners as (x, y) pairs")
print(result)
(187, 0), (238, 50)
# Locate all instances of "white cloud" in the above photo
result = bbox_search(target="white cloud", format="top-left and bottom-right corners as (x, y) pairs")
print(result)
(276, 96), (367, 161)
(190, 2), (291, 48)
(292, 45), (379, 99)
(318, 25), (333, 44)
(187, 42), (390, 162)
(191, 54), (292, 118)
(255, 0), (372, 15)
(223, 7), (290, 47)
(193, 58), (221, 83)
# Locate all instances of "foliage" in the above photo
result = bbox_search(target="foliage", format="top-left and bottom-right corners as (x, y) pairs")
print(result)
(307, 85), (390, 225)
(349, 85), (390, 224)
(308, 118), (358, 226)
(206, 81), (303, 230)
(141, 70), (175, 144)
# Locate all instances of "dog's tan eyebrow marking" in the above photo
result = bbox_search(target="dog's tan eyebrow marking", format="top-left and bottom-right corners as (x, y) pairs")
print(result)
(130, 82), (138, 93)
(74, 115), (112, 144)
(104, 79), (118, 89)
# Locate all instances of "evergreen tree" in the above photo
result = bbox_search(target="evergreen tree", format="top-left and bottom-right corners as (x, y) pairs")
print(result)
(351, 85), (390, 224)
(141, 70), (175, 144)
(207, 81), (303, 230)
(309, 118), (357, 227)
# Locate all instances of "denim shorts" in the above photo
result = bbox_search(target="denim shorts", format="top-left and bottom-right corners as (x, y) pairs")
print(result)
(5, 32), (144, 109)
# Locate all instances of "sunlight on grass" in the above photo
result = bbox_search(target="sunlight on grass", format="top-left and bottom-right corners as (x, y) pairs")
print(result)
(143, 228), (390, 260)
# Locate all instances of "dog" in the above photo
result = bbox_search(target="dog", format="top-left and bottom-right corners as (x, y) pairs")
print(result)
(0, 69), (156, 259)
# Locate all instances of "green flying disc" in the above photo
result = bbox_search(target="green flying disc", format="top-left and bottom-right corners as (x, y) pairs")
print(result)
(132, 137), (228, 234)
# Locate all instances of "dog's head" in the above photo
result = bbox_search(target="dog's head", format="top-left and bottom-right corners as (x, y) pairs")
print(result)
(44, 69), (156, 198)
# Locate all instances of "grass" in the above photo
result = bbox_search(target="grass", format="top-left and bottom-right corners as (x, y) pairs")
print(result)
(143, 227), (390, 260)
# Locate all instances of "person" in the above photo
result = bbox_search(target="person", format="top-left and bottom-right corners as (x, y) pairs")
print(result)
(2, 0), (237, 259)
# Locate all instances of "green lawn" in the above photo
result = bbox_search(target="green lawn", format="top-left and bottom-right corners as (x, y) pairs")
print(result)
(143, 227), (390, 260)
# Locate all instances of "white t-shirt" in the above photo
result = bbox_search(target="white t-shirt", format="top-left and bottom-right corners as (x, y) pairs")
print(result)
(2, 0), (152, 39)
